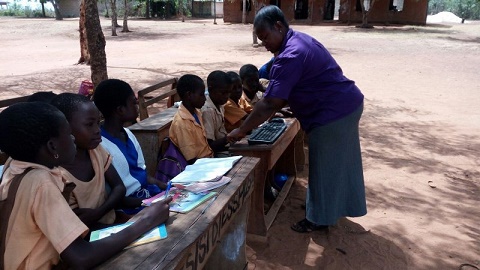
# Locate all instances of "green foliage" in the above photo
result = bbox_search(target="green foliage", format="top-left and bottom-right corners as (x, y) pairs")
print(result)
(428, 0), (480, 19)
(0, 2), (25, 16)
(174, 0), (190, 16)
(0, 0), (54, 17)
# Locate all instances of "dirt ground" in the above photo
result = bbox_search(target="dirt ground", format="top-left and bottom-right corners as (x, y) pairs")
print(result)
(1, 16), (479, 269)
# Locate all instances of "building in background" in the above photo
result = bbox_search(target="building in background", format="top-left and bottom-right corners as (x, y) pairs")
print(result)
(223, 0), (428, 25)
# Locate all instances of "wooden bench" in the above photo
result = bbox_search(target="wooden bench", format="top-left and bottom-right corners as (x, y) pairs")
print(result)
(0, 95), (30, 110)
(137, 78), (180, 121)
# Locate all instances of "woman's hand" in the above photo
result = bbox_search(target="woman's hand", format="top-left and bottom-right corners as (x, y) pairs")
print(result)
(227, 128), (247, 143)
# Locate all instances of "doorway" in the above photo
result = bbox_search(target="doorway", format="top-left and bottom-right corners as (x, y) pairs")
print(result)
(324, 0), (340, 20)
(294, 0), (308, 20)
(270, 0), (281, 8)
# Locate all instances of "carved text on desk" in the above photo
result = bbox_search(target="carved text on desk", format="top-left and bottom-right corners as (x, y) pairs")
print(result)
(183, 173), (254, 270)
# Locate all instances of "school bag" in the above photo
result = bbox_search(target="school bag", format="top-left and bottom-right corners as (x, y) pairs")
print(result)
(154, 137), (187, 183)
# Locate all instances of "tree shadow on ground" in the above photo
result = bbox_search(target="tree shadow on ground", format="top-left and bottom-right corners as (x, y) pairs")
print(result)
(247, 179), (408, 270)
(359, 99), (480, 268)
(248, 98), (479, 269)
(443, 36), (480, 44)
(0, 66), (90, 96)
(104, 28), (183, 42)
(334, 25), (458, 35)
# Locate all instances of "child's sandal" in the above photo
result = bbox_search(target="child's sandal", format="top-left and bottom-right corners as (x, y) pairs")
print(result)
(291, 218), (329, 233)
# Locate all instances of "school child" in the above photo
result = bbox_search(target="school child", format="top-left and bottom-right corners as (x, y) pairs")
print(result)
(169, 74), (213, 164)
(27, 91), (58, 103)
(224, 71), (250, 132)
(258, 57), (275, 80)
(258, 57), (274, 89)
(239, 64), (264, 109)
(201, 70), (231, 156)
(92, 79), (169, 215)
(51, 93), (126, 229)
(0, 102), (171, 270)
(0, 92), (59, 175)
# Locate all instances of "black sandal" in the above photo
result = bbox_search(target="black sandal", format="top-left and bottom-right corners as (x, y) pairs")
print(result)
(291, 218), (329, 233)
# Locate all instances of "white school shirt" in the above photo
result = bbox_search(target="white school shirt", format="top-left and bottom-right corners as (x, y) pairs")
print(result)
(100, 128), (145, 196)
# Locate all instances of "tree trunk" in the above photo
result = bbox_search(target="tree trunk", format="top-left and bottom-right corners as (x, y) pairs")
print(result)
(85, 0), (108, 88)
(242, 0), (246, 24)
(104, 0), (109, 17)
(252, 0), (259, 45)
(78, 0), (90, 64)
(145, 0), (150, 19)
(50, 0), (63, 20)
(181, 1), (185, 22)
(213, 0), (217, 24)
(122, 0), (130, 32)
(362, 10), (368, 26)
(41, 2), (46, 17)
(110, 0), (117, 36)
(358, 0), (374, 28)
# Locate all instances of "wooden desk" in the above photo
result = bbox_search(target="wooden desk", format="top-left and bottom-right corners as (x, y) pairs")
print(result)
(229, 118), (301, 236)
(128, 107), (178, 177)
(97, 156), (259, 270)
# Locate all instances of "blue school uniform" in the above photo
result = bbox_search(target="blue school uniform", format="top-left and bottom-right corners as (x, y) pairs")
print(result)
(101, 127), (161, 214)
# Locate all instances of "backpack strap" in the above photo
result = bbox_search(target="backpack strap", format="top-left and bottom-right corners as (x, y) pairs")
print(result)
(0, 169), (75, 269)
(0, 168), (33, 270)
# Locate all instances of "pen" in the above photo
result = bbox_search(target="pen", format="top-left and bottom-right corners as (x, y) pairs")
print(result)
(201, 196), (217, 214)
(164, 181), (172, 200)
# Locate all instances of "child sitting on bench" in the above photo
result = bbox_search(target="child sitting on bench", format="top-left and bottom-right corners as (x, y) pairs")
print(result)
(93, 79), (168, 215)
(51, 93), (125, 229)
(169, 74), (213, 164)
(0, 102), (171, 269)
(201, 70), (232, 157)
(224, 71), (249, 132)
(239, 64), (264, 109)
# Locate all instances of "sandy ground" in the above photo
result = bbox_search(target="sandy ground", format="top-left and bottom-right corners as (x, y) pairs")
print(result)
(1, 16), (479, 269)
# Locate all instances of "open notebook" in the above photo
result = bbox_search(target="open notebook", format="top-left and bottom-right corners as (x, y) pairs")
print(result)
(90, 222), (168, 248)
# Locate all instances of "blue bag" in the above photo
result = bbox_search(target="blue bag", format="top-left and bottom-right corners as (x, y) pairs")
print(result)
(154, 138), (187, 183)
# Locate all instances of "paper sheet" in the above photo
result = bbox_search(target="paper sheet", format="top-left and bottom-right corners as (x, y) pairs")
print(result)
(170, 156), (242, 184)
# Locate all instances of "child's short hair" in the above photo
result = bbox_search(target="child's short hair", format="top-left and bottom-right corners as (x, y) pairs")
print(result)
(207, 70), (232, 93)
(177, 74), (205, 99)
(27, 91), (57, 103)
(93, 79), (134, 118)
(239, 64), (259, 80)
(51, 93), (91, 121)
(226, 71), (241, 82)
(0, 102), (64, 162)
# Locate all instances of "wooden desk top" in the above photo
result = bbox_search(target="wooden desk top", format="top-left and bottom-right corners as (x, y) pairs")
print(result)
(96, 156), (259, 270)
(129, 107), (178, 132)
(229, 118), (300, 170)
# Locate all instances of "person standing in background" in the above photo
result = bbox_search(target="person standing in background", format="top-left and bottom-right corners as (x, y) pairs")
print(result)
(228, 5), (367, 233)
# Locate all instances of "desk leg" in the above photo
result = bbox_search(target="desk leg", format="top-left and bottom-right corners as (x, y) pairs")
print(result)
(246, 162), (268, 236)
(205, 197), (251, 270)
(264, 140), (296, 230)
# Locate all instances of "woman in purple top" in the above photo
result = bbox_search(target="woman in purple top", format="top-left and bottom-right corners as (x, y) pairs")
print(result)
(227, 5), (367, 233)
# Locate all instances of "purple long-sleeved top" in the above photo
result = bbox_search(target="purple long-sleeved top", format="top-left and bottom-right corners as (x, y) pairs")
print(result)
(264, 29), (364, 133)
